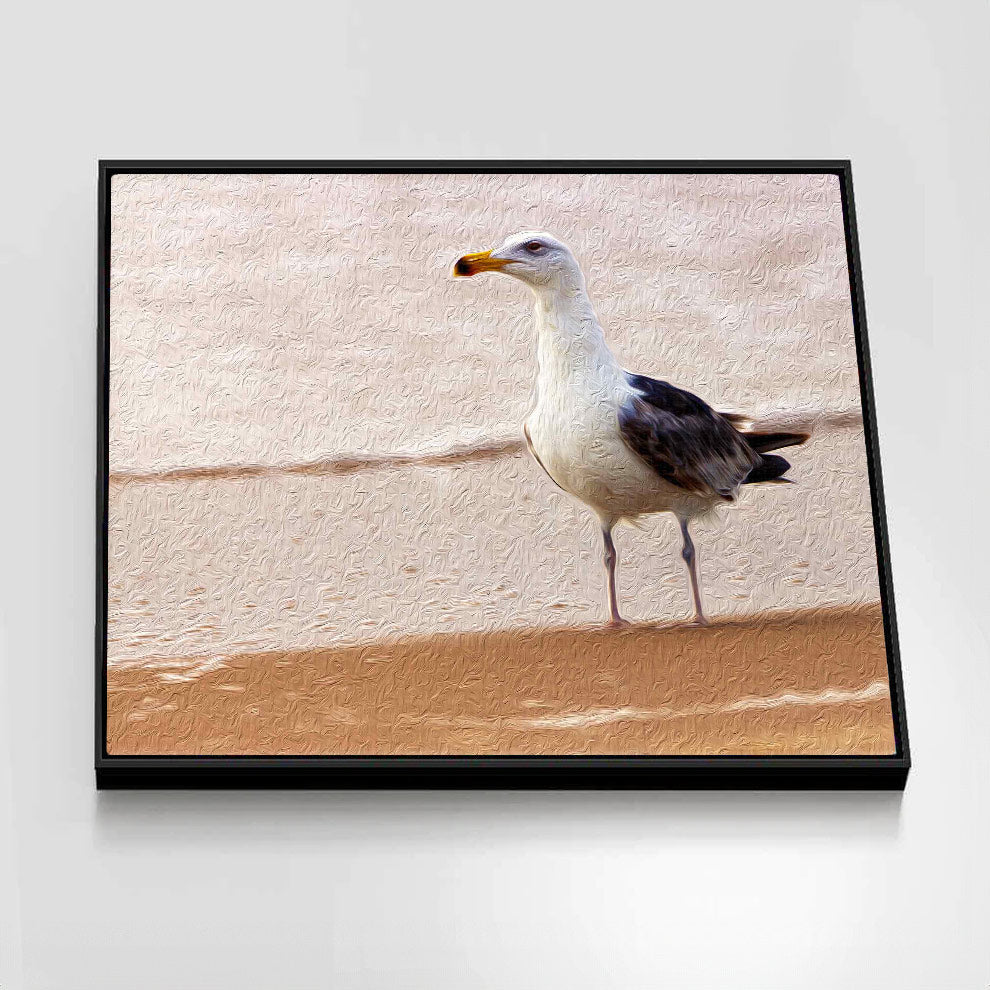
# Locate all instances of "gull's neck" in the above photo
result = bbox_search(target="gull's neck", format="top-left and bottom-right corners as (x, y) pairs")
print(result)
(532, 277), (619, 385)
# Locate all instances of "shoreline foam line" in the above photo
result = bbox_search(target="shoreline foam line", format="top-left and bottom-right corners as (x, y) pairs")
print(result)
(109, 408), (864, 486)
(516, 680), (890, 730)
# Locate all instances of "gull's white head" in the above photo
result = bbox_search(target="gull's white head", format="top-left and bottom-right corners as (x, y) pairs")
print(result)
(454, 231), (584, 292)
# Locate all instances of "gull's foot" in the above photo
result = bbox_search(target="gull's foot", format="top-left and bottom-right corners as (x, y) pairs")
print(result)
(690, 615), (709, 628)
(606, 617), (631, 629)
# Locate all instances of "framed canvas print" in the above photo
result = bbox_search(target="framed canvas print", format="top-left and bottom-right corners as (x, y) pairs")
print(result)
(96, 160), (909, 788)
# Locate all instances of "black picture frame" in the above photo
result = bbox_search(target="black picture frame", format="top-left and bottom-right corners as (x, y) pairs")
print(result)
(96, 160), (910, 789)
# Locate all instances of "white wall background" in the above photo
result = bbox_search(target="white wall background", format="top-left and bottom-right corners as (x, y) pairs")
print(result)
(1, 1), (987, 987)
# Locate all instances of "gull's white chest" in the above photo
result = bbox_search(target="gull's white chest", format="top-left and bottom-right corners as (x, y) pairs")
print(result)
(520, 300), (710, 522)
(524, 363), (673, 519)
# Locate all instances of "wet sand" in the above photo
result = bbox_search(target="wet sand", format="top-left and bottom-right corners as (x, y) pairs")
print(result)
(107, 426), (880, 664)
(107, 603), (894, 757)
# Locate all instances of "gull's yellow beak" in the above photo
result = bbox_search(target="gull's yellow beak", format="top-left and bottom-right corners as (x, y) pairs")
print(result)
(453, 249), (516, 277)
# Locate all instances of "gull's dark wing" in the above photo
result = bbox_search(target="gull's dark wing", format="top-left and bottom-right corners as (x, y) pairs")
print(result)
(618, 373), (760, 500)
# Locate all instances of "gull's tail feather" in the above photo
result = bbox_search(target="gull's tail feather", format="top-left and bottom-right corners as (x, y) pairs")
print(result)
(743, 453), (794, 485)
(739, 430), (810, 454)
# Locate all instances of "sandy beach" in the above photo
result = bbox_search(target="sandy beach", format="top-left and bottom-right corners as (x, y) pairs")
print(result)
(107, 423), (879, 664)
(107, 603), (893, 756)
(106, 172), (895, 756)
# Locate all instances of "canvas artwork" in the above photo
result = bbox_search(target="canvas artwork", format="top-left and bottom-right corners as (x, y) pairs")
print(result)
(97, 163), (908, 787)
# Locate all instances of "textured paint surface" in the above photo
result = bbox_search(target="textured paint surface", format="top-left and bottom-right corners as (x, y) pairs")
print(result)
(106, 172), (894, 755)
(108, 604), (892, 755)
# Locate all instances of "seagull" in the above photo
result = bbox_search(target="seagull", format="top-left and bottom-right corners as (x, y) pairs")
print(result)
(454, 231), (809, 627)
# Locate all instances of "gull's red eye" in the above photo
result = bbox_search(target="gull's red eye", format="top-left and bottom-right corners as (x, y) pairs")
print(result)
(525, 241), (543, 253)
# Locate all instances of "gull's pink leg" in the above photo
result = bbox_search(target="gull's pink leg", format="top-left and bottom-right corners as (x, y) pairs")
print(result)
(602, 526), (628, 627)
(679, 518), (707, 625)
